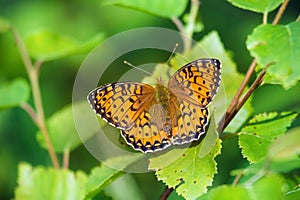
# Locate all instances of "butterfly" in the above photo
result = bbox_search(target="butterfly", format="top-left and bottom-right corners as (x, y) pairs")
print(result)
(87, 58), (221, 153)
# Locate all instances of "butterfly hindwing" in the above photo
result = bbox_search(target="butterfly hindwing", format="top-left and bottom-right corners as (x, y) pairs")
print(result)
(172, 99), (209, 144)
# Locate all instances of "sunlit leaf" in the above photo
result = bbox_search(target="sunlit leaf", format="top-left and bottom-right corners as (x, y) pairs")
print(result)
(149, 125), (222, 200)
(37, 101), (102, 153)
(15, 163), (87, 200)
(226, 0), (284, 13)
(0, 78), (30, 109)
(268, 126), (300, 161)
(199, 185), (250, 200)
(238, 112), (297, 163)
(247, 22), (300, 89)
(25, 29), (105, 61)
(231, 157), (300, 177)
(103, 0), (188, 18)
(200, 174), (285, 200)
(84, 154), (142, 199)
(104, 174), (145, 200)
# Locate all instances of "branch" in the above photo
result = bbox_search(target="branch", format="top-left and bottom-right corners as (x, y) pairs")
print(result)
(272, 0), (290, 25)
(63, 148), (70, 169)
(10, 27), (60, 169)
(222, 65), (269, 131)
(184, 0), (200, 52)
(20, 102), (38, 125)
(218, 59), (257, 133)
(160, 187), (173, 200)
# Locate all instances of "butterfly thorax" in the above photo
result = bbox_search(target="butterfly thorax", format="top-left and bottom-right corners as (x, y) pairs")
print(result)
(154, 82), (170, 108)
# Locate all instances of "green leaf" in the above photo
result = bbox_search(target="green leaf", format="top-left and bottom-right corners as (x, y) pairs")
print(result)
(200, 174), (285, 200)
(104, 174), (145, 200)
(247, 22), (300, 89)
(268, 126), (300, 161)
(37, 101), (102, 153)
(15, 163), (87, 200)
(199, 113), (219, 159)
(171, 31), (253, 132)
(0, 78), (30, 109)
(226, 0), (284, 13)
(103, 0), (188, 18)
(84, 154), (142, 199)
(0, 17), (10, 33)
(25, 29), (105, 61)
(149, 128), (222, 200)
(231, 157), (300, 177)
(199, 185), (250, 200)
(238, 112), (297, 163)
(285, 188), (300, 200)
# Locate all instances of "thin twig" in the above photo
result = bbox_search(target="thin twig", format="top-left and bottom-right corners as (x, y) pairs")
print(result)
(223, 67), (268, 130)
(184, 0), (200, 52)
(63, 148), (70, 169)
(232, 173), (243, 186)
(20, 102), (38, 125)
(171, 17), (185, 35)
(272, 0), (290, 25)
(10, 27), (60, 169)
(218, 59), (257, 133)
(160, 187), (173, 200)
(263, 12), (268, 24)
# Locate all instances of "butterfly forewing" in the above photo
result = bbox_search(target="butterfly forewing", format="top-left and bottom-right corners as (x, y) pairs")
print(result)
(168, 58), (221, 107)
(87, 82), (154, 130)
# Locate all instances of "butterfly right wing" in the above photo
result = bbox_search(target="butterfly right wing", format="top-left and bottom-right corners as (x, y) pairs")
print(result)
(87, 82), (155, 130)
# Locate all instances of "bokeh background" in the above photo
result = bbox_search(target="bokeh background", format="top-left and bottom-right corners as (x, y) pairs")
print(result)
(0, 0), (299, 199)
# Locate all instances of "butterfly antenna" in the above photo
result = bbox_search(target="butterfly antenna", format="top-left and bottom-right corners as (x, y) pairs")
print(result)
(166, 43), (179, 64)
(123, 60), (152, 76)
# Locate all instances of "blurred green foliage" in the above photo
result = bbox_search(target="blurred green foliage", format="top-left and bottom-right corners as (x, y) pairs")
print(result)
(0, 0), (299, 199)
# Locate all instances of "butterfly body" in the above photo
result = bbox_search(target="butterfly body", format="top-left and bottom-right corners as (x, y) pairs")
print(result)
(88, 58), (221, 153)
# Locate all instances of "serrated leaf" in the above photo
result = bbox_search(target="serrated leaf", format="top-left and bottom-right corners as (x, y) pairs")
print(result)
(247, 22), (300, 89)
(149, 126), (222, 200)
(25, 29), (104, 61)
(84, 154), (142, 199)
(268, 126), (300, 161)
(103, 0), (188, 18)
(226, 0), (284, 13)
(37, 101), (102, 153)
(238, 112), (297, 163)
(0, 17), (10, 33)
(0, 78), (30, 109)
(171, 31), (253, 132)
(15, 163), (87, 200)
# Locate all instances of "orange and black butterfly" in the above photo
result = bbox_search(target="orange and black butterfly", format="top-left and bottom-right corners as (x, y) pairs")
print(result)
(87, 58), (221, 153)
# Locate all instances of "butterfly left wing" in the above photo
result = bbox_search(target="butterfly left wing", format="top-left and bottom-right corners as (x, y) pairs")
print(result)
(168, 58), (221, 107)
(87, 82), (154, 130)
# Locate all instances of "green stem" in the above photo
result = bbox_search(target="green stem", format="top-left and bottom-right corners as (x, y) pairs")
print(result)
(183, 0), (199, 53)
(10, 27), (60, 169)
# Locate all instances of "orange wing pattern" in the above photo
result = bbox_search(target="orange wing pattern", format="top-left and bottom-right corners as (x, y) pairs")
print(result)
(87, 82), (154, 130)
(87, 58), (221, 153)
(169, 58), (221, 107)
